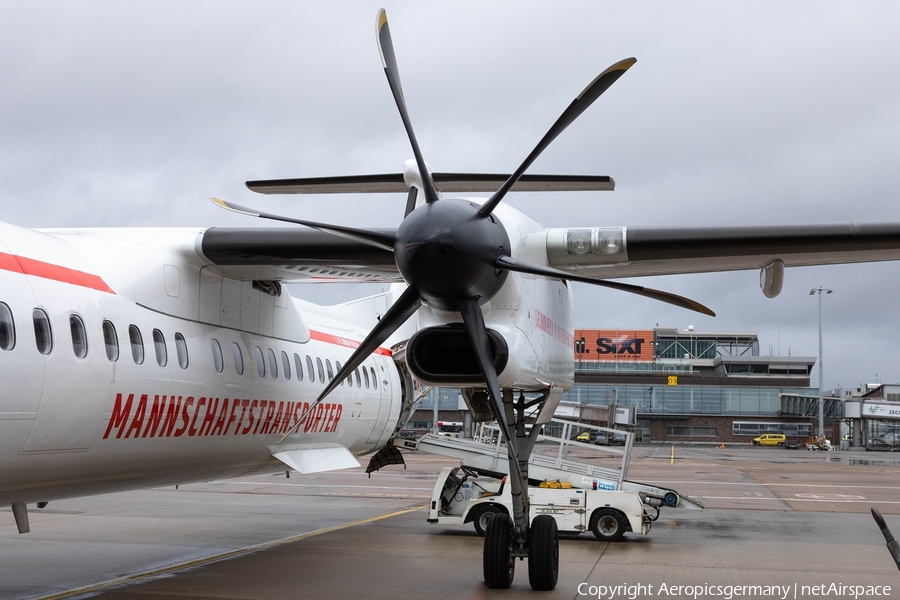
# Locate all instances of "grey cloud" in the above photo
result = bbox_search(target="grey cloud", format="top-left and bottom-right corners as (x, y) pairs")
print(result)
(1, 1), (899, 390)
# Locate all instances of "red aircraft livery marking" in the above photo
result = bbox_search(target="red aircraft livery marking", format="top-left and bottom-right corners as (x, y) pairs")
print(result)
(102, 393), (342, 440)
(534, 309), (574, 348)
(0, 252), (114, 294)
(308, 329), (391, 356)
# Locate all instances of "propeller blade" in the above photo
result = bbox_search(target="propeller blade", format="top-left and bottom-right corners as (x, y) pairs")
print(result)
(210, 197), (396, 252)
(457, 298), (509, 433)
(458, 298), (528, 503)
(479, 57), (636, 217)
(404, 186), (418, 217)
(278, 285), (422, 444)
(376, 9), (439, 205)
(496, 255), (715, 317)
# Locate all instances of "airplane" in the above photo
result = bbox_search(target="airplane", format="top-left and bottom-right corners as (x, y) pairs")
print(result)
(4, 7), (900, 592)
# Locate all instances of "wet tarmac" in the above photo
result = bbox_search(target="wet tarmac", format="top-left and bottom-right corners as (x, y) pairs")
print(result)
(2, 445), (899, 599)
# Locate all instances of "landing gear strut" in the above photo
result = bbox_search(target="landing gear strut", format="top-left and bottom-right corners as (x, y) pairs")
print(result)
(477, 388), (561, 590)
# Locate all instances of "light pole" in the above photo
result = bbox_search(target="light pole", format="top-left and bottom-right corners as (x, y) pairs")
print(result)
(810, 287), (832, 439)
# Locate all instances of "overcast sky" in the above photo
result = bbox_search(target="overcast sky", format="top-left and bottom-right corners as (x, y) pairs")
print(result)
(1, 2), (899, 392)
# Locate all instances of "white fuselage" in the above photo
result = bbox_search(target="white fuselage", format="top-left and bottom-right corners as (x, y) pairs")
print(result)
(0, 222), (401, 506)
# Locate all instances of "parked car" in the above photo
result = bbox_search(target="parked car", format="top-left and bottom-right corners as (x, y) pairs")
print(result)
(753, 433), (786, 446)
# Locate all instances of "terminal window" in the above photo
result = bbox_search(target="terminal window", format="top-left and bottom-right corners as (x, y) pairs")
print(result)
(732, 421), (811, 436)
(667, 426), (716, 437)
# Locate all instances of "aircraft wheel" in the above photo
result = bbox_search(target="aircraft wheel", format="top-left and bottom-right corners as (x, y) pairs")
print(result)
(590, 508), (626, 542)
(528, 514), (559, 591)
(483, 513), (515, 589)
(472, 505), (504, 537)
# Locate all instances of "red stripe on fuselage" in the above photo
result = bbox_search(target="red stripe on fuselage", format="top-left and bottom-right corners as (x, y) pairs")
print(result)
(0, 252), (386, 355)
(0, 251), (114, 294)
(308, 329), (392, 356)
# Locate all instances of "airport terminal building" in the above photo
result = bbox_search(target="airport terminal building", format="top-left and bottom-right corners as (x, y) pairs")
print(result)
(409, 326), (900, 449)
(564, 327), (824, 444)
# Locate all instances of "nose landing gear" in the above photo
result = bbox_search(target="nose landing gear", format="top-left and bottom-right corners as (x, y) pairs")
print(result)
(479, 389), (561, 590)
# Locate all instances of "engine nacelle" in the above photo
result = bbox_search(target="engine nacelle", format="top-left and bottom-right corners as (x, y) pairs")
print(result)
(406, 325), (509, 386)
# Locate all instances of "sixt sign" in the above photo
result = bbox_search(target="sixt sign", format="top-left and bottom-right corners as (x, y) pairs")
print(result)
(574, 329), (654, 362)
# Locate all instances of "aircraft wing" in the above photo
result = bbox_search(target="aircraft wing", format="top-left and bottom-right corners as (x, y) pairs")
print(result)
(200, 227), (402, 282)
(545, 223), (900, 279)
(201, 222), (900, 285)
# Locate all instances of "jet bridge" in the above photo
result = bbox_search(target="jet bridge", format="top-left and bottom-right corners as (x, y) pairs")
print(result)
(412, 418), (703, 510)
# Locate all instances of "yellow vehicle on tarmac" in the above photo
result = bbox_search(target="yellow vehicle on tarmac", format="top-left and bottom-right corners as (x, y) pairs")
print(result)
(753, 433), (786, 446)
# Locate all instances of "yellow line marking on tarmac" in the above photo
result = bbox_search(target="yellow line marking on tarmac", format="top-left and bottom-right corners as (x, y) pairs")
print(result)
(34, 503), (427, 600)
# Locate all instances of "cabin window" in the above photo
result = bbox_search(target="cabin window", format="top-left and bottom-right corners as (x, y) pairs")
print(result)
(254, 346), (266, 377)
(128, 325), (144, 364)
(325, 359), (334, 381)
(232, 342), (243, 375)
(316, 357), (325, 383)
(336, 361), (344, 385)
(211, 338), (224, 373)
(0, 302), (15, 351)
(69, 314), (88, 358)
(281, 351), (291, 380)
(33, 308), (53, 355)
(152, 329), (167, 367)
(363, 365), (370, 388)
(175, 332), (189, 369)
(354, 368), (361, 388)
(267, 348), (278, 379)
(102, 320), (118, 362)
(294, 353), (304, 382)
(371, 367), (378, 389)
(346, 364), (353, 387)
(306, 355), (315, 383)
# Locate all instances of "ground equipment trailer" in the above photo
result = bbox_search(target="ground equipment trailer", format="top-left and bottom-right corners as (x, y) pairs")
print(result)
(411, 418), (703, 510)
(428, 465), (651, 542)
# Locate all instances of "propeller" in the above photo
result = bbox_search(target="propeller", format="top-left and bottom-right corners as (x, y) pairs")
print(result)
(217, 9), (715, 444)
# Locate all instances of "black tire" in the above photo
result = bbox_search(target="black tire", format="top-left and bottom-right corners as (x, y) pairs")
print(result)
(528, 514), (559, 591)
(472, 505), (504, 537)
(483, 514), (515, 589)
(777, 441), (784, 447)
(663, 492), (678, 508)
(590, 508), (626, 542)
(753, 441), (760, 446)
